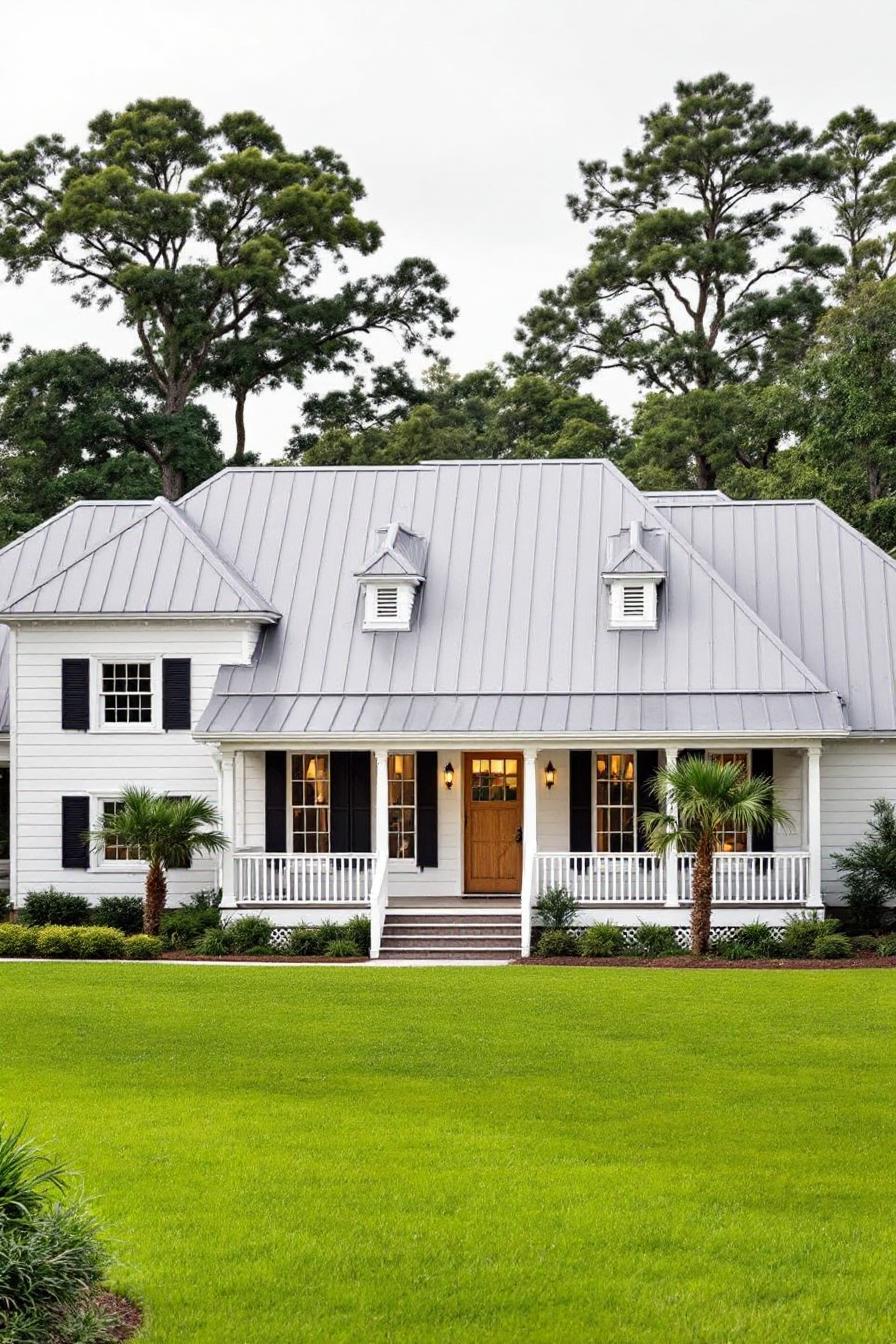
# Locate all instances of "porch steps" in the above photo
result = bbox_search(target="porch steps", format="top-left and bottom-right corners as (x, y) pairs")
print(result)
(379, 908), (521, 960)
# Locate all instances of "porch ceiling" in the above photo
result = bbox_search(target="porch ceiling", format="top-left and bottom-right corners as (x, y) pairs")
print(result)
(196, 689), (847, 738)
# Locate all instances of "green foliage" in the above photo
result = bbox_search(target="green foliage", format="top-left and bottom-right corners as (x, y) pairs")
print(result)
(0, 1124), (110, 1343)
(19, 890), (91, 928)
(876, 933), (896, 956)
(819, 107), (896, 292)
(75, 927), (126, 960)
(123, 935), (162, 961)
(343, 916), (371, 957)
(534, 929), (580, 957)
(91, 896), (144, 936)
(34, 926), (83, 959)
(811, 932), (854, 959)
(184, 888), (222, 910)
(295, 360), (616, 466)
(226, 916), (274, 955)
(326, 939), (362, 958)
(630, 924), (682, 958)
(534, 886), (578, 932)
(0, 889), (11, 922)
(850, 934), (881, 953)
(643, 757), (790, 858)
(514, 72), (836, 489)
(88, 787), (226, 873)
(0, 925), (37, 957)
(713, 921), (780, 960)
(285, 925), (323, 956)
(195, 928), (230, 958)
(779, 914), (836, 958)
(832, 796), (896, 932)
(578, 922), (626, 957)
(159, 906), (220, 950)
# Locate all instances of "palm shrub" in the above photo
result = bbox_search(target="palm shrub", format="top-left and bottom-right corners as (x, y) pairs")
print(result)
(534, 887), (578, 932)
(642, 757), (790, 955)
(0, 1123), (112, 1343)
(832, 798), (896, 932)
(89, 787), (226, 935)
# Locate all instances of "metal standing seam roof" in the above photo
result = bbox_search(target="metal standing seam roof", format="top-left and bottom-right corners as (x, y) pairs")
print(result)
(0, 498), (279, 619)
(177, 459), (846, 737)
(652, 496), (896, 733)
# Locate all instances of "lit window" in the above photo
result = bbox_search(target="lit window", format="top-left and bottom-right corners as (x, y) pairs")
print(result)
(709, 752), (749, 852)
(101, 662), (152, 724)
(291, 754), (330, 853)
(470, 757), (518, 802)
(102, 799), (141, 862)
(388, 753), (416, 860)
(595, 753), (636, 853)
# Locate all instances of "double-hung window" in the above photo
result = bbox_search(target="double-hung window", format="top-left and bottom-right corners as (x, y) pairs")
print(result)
(100, 799), (141, 863)
(100, 662), (153, 725)
(291, 753), (330, 853)
(595, 752), (637, 853)
(708, 751), (750, 852)
(387, 753), (416, 860)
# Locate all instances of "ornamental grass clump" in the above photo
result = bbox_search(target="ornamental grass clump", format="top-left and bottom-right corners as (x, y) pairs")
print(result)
(534, 887), (578, 932)
(0, 1123), (122, 1344)
(630, 923), (682, 958)
(811, 932), (853, 959)
(780, 914), (836, 958)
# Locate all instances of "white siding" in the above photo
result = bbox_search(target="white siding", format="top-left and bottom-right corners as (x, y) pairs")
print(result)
(820, 739), (896, 900)
(12, 619), (259, 906)
(773, 748), (805, 849)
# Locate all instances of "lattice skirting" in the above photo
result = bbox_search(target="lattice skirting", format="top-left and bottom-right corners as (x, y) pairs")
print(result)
(533, 925), (792, 950)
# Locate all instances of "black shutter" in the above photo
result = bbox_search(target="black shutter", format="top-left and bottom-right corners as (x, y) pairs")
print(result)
(264, 751), (287, 852)
(61, 796), (90, 868)
(569, 750), (593, 852)
(61, 659), (90, 731)
(162, 659), (191, 730)
(330, 752), (371, 852)
(416, 751), (438, 868)
(679, 747), (705, 762)
(751, 748), (775, 852)
(636, 750), (660, 851)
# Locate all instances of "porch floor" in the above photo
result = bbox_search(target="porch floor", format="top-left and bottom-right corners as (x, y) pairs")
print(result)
(388, 895), (520, 910)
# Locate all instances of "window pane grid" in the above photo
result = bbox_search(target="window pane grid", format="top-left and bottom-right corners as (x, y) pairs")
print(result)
(291, 754), (330, 853)
(388, 753), (416, 859)
(103, 800), (141, 862)
(595, 752), (636, 853)
(101, 662), (152, 724)
(471, 757), (518, 802)
(710, 752), (749, 852)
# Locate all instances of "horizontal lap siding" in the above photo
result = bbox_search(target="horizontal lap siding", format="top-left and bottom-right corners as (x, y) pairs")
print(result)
(773, 749), (804, 850)
(820, 740), (896, 900)
(13, 620), (257, 904)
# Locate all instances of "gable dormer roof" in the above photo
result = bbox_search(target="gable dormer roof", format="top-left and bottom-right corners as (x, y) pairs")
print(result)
(354, 522), (427, 581)
(602, 521), (667, 577)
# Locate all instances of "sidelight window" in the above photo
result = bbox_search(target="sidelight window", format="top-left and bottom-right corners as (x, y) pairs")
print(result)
(291, 753), (330, 853)
(387, 753), (416, 859)
(595, 752), (636, 853)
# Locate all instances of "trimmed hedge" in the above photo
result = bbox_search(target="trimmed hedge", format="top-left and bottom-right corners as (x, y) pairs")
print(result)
(0, 923), (161, 960)
(19, 889), (92, 927)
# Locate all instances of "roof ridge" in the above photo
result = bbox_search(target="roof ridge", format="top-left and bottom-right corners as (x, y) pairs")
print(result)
(600, 459), (838, 697)
(153, 499), (279, 614)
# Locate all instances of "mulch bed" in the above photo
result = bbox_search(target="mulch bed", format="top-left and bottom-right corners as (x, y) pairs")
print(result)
(161, 951), (366, 963)
(94, 1291), (142, 1341)
(518, 954), (896, 969)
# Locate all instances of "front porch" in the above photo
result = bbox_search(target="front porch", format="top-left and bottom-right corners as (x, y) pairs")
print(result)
(216, 743), (823, 957)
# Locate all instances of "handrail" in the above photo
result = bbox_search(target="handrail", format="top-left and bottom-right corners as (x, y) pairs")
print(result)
(235, 852), (375, 905)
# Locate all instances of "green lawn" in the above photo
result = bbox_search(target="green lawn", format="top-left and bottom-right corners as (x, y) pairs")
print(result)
(1, 965), (894, 1344)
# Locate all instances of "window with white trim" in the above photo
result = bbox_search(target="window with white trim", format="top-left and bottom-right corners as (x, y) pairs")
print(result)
(595, 752), (637, 853)
(100, 799), (141, 863)
(100, 662), (153, 724)
(707, 751), (750, 852)
(291, 753), (330, 853)
(387, 753), (416, 860)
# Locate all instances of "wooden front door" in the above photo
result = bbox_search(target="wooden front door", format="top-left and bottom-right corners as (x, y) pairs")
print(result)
(464, 753), (523, 893)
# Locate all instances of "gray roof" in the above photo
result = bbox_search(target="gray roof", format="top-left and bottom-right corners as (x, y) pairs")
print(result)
(0, 498), (278, 619)
(355, 522), (428, 579)
(181, 460), (844, 737)
(653, 497), (896, 732)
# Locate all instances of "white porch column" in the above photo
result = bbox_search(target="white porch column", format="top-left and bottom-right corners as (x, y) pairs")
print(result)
(374, 749), (390, 863)
(520, 748), (538, 956)
(220, 749), (237, 907)
(807, 743), (823, 908)
(663, 746), (680, 907)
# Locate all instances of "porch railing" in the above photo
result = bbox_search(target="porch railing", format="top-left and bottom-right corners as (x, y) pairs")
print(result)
(677, 851), (809, 904)
(536, 852), (664, 904)
(235, 852), (375, 905)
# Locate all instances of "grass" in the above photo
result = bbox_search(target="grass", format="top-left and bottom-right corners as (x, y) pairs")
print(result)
(0, 966), (894, 1344)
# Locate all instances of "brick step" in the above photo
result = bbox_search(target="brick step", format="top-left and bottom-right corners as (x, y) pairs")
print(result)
(384, 916), (521, 929)
(382, 933), (520, 946)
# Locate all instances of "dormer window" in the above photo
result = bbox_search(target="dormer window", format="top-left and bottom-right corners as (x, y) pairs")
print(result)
(362, 580), (417, 631)
(607, 578), (659, 629)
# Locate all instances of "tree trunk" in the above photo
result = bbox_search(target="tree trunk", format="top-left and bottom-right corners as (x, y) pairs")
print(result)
(689, 832), (714, 955)
(233, 389), (247, 464)
(694, 452), (716, 491)
(159, 459), (186, 501)
(144, 860), (168, 936)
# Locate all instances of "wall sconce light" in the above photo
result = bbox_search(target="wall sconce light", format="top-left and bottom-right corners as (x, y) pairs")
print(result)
(544, 760), (556, 790)
(443, 761), (455, 790)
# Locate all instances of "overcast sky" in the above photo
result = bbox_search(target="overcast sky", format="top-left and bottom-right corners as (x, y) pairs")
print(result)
(2, 0), (894, 460)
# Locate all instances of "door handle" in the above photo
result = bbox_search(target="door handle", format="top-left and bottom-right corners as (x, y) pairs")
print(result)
(515, 827), (522, 844)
